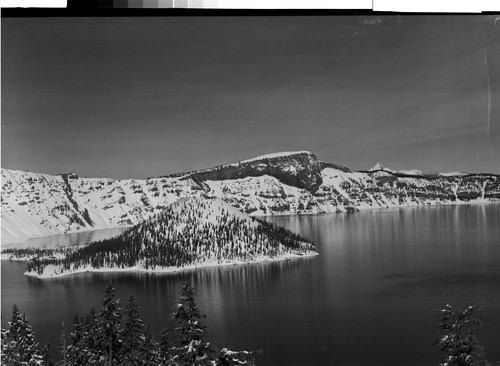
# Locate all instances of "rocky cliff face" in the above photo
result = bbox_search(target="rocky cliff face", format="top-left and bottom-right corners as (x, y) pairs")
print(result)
(181, 151), (325, 193)
(2, 151), (499, 244)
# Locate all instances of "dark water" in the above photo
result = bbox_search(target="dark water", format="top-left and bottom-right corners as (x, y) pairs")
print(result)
(2, 204), (500, 365)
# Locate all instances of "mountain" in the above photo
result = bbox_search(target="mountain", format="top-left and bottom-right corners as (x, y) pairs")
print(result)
(171, 150), (335, 193)
(369, 162), (387, 172)
(23, 197), (317, 278)
(2, 151), (499, 244)
(369, 162), (423, 176)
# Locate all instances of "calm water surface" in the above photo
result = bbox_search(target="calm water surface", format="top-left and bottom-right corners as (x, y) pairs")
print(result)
(2, 204), (500, 365)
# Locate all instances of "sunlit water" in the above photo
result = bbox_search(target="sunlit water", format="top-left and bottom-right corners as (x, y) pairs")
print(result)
(2, 204), (499, 365)
(1, 227), (130, 249)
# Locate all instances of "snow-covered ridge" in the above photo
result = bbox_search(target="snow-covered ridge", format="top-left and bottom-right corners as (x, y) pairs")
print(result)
(439, 171), (468, 177)
(2, 152), (500, 244)
(234, 151), (313, 165)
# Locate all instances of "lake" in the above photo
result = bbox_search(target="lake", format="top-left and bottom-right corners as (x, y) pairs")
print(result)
(2, 204), (500, 365)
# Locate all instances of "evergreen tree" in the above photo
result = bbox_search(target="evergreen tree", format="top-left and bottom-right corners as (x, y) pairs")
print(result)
(1, 286), (257, 366)
(83, 305), (99, 358)
(57, 320), (67, 366)
(170, 282), (215, 366)
(157, 328), (175, 366)
(66, 307), (99, 366)
(67, 315), (84, 366)
(2, 323), (22, 365)
(2, 305), (43, 366)
(140, 325), (159, 366)
(120, 294), (145, 365)
(95, 284), (123, 366)
(436, 303), (490, 366)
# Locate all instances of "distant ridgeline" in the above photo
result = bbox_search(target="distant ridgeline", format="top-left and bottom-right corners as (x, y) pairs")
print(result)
(2, 151), (500, 243)
(19, 198), (316, 278)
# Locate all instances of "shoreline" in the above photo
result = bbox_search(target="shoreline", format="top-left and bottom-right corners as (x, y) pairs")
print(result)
(253, 199), (500, 218)
(3, 200), (498, 245)
(1, 225), (133, 247)
(22, 251), (320, 279)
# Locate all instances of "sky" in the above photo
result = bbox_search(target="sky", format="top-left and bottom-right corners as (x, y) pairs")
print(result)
(2, 15), (500, 178)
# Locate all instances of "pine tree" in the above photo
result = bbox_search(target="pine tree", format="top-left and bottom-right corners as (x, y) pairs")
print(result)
(170, 282), (215, 366)
(95, 284), (123, 366)
(436, 303), (491, 366)
(157, 328), (174, 366)
(2, 323), (22, 365)
(21, 313), (44, 366)
(83, 305), (99, 356)
(2, 305), (43, 366)
(67, 315), (84, 366)
(58, 320), (67, 366)
(140, 325), (159, 366)
(67, 306), (100, 366)
(120, 294), (145, 365)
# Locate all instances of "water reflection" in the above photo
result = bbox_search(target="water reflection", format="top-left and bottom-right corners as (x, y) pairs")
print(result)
(1, 227), (129, 249)
(2, 204), (499, 365)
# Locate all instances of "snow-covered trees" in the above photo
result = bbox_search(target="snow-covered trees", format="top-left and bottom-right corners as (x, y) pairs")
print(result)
(96, 285), (123, 365)
(169, 282), (215, 365)
(1, 304), (44, 365)
(120, 294), (145, 366)
(66, 306), (99, 366)
(436, 303), (491, 366)
(2, 283), (256, 366)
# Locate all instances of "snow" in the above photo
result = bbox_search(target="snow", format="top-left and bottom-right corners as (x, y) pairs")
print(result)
(233, 151), (312, 165)
(439, 171), (468, 177)
(168, 197), (259, 228)
(369, 162), (386, 171)
(25, 250), (319, 279)
(19, 195), (319, 279)
(368, 163), (423, 176)
(398, 169), (424, 176)
(2, 157), (499, 244)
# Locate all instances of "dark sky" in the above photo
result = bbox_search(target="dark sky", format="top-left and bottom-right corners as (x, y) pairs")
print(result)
(2, 15), (500, 178)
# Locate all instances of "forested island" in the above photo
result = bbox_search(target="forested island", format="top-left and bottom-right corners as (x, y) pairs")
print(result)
(3, 198), (317, 278)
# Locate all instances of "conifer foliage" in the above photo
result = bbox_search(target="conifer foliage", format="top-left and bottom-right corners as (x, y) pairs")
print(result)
(169, 283), (215, 365)
(120, 294), (146, 366)
(436, 303), (491, 366)
(1, 304), (44, 365)
(1, 283), (256, 366)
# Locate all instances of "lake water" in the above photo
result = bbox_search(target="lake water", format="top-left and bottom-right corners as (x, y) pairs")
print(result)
(2, 204), (500, 365)
(1, 227), (130, 249)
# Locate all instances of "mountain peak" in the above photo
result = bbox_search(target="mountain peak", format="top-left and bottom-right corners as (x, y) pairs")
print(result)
(369, 162), (387, 172)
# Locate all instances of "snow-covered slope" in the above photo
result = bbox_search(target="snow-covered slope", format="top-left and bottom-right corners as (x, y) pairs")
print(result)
(2, 151), (500, 244)
(24, 197), (317, 278)
(234, 150), (313, 165)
